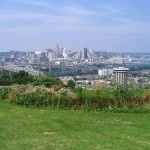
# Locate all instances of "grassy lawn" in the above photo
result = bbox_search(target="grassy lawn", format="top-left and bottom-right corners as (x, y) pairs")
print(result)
(0, 102), (150, 150)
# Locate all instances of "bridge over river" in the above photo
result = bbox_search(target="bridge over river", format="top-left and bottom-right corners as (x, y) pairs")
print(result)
(0, 64), (43, 76)
(0, 63), (98, 76)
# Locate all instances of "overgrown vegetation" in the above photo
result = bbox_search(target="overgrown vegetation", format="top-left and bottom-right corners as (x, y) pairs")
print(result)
(0, 70), (64, 89)
(0, 84), (149, 113)
(0, 70), (150, 112)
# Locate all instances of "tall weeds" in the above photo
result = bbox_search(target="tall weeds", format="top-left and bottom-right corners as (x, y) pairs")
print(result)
(0, 85), (149, 112)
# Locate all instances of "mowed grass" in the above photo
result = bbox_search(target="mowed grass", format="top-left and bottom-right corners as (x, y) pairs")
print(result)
(0, 102), (150, 150)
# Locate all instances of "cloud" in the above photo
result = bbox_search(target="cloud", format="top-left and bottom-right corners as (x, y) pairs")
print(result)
(64, 6), (96, 16)
(20, 0), (52, 8)
(0, 10), (82, 25)
(1, 8), (150, 35)
(0, 0), (150, 52)
(101, 4), (126, 15)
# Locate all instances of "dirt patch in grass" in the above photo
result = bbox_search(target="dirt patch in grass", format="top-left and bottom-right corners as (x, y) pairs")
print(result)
(42, 132), (56, 135)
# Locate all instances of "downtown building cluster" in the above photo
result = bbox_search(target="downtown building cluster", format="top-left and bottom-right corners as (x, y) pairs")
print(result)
(28, 44), (96, 64)
(0, 45), (150, 88)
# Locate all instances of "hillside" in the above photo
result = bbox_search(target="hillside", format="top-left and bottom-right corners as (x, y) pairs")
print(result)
(0, 102), (150, 150)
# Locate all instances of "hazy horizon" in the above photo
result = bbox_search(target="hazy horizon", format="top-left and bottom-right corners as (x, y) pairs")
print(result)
(0, 0), (150, 52)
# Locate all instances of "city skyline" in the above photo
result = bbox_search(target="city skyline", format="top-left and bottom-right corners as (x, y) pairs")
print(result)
(0, 0), (150, 52)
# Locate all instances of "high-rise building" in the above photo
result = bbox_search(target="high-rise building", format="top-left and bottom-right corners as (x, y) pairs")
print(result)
(46, 49), (56, 60)
(54, 44), (59, 58)
(46, 49), (52, 57)
(77, 50), (82, 58)
(48, 51), (55, 60)
(62, 48), (69, 59)
(113, 67), (129, 87)
(82, 48), (88, 59)
(29, 52), (39, 63)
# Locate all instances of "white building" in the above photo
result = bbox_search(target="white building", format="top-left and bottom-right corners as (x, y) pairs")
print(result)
(98, 69), (113, 77)
(62, 48), (70, 59)
(48, 51), (56, 61)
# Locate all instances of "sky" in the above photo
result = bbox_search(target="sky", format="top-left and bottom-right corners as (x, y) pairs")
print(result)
(0, 0), (150, 52)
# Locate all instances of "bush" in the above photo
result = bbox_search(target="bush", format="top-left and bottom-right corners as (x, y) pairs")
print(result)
(0, 84), (149, 113)
(11, 70), (34, 85)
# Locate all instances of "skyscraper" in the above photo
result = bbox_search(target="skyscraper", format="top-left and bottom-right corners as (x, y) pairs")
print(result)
(82, 48), (88, 59)
(113, 67), (129, 87)
(54, 44), (59, 58)
(62, 48), (69, 58)
(46, 49), (56, 61)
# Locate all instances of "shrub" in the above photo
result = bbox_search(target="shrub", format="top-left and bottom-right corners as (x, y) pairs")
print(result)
(0, 84), (149, 113)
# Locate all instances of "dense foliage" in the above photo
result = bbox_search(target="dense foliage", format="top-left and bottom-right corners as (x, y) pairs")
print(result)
(0, 84), (149, 113)
(0, 71), (12, 85)
(129, 66), (150, 71)
(67, 79), (75, 90)
(0, 71), (64, 89)
(0, 70), (150, 112)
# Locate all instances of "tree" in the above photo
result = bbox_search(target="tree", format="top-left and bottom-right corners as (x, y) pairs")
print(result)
(0, 71), (12, 85)
(67, 80), (75, 90)
(11, 70), (33, 85)
(33, 75), (64, 88)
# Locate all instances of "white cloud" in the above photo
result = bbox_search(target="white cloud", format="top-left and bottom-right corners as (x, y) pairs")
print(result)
(1, 7), (150, 35)
(101, 4), (126, 14)
(64, 6), (96, 16)
(0, 0), (150, 52)
(0, 10), (82, 25)
(20, 0), (52, 8)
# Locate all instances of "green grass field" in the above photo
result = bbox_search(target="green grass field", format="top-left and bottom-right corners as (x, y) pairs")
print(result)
(0, 102), (150, 150)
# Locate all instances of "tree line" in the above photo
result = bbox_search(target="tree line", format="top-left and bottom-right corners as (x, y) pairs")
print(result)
(0, 71), (75, 90)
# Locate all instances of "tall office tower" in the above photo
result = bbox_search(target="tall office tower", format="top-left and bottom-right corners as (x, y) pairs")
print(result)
(39, 52), (48, 62)
(46, 49), (56, 61)
(29, 52), (38, 63)
(82, 48), (88, 59)
(46, 49), (53, 58)
(62, 48), (69, 58)
(88, 49), (94, 59)
(48, 51), (56, 61)
(113, 67), (129, 87)
(54, 44), (60, 58)
(29, 52), (35, 60)
(77, 50), (82, 58)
